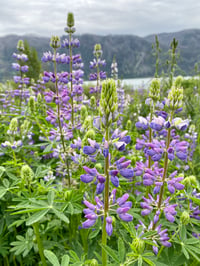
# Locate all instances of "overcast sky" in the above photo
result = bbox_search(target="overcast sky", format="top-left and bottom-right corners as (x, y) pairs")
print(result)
(1, 0), (200, 37)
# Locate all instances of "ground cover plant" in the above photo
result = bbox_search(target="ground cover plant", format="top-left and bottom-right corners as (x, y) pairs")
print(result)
(0, 12), (200, 266)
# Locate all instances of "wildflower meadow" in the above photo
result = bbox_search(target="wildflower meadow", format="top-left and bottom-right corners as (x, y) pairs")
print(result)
(0, 12), (200, 266)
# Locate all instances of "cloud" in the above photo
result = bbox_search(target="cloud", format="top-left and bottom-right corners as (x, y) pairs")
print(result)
(1, 0), (200, 37)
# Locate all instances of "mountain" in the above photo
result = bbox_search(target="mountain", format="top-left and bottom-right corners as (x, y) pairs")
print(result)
(0, 29), (200, 82)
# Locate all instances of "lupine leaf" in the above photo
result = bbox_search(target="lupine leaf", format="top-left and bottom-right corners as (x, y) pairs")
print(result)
(61, 255), (70, 266)
(44, 250), (60, 266)
(0, 166), (5, 177)
(186, 248), (200, 262)
(53, 209), (69, 224)
(185, 238), (200, 245)
(143, 257), (155, 266)
(118, 237), (125, 262)
(0, 187), (8, 199)
(182, 245), (189, 259)
(26, 209), (49, 226)
(47, 190), (55, 206)
(101, 244), (120, 263)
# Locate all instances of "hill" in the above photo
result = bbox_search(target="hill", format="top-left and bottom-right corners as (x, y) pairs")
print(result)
(0, 29), (200, 82)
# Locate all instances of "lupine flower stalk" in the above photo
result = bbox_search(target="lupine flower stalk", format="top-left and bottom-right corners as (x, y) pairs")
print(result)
(100, 79), (118, 265)
(63, 12), (84, 128)
(89, 44), (106, 105)
(152, 78), (183, 229)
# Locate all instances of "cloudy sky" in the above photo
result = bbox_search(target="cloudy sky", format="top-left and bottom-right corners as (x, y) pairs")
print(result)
(1, 0), (200, 37)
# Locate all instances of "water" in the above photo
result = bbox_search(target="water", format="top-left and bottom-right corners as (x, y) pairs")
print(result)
(85, 77), (153, 89)
(85, 76), (194, 89)
(121, 77), (153, 89)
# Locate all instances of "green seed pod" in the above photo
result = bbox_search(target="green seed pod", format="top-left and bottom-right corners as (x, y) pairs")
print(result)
(149, 78), (160, 102)
(67, 12), (75, 28)
(130, 237), (145, 253)
(28, 96), (36, 113)
(50, 36), (60, 49)
(21, 165), (34, 183)
(180, 211), (190, 225)
(17, 40), (24, 52)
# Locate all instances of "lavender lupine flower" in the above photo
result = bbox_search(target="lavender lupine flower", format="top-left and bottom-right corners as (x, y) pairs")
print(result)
(136, 116), (149, 130)
(81, 190), (133, 233)
(135, 220), (171, 255)
(140, 194), (178, 223)
(106, 216), (113, 236)
(150, 116), (165, 131)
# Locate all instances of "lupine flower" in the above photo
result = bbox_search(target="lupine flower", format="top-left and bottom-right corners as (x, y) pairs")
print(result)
(136, 116), (149, 130)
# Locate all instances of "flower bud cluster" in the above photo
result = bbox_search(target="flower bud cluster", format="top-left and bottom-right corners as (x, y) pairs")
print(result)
(99, 79), (118, 128)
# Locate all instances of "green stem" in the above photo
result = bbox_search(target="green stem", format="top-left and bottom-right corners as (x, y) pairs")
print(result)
(102, 126), (109, 266)
(33, 222), (47, 266)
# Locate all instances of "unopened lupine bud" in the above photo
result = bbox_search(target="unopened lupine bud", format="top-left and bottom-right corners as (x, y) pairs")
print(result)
(174, 76), (183, 88)
(100, 79), (118, 128)
(21, 165), (34, 183)
(89, 259), (98, 266)
(80, 105), (88, 122)
(167, 79), (183, 110)
(182, 175), (197, 187)
(90, 96), (96, 109)
(37, 93), (42, 104)
(180, 211), (190, 225)
(17, 40), (24, 52)
(126, 120), (132, 131)
(149, 79), (160, 102)
(130, 237), (145, 253)
(67, 12), (75, 28)
(50, 36), (60, 49)
(28, 96), (36, 113)
(83, 116), (93, 129)
(8, 118), (18, 135)
(94, 43), (103, 58)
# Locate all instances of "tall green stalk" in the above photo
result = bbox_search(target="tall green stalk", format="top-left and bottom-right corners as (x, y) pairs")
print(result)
(33, 223), (47, 266)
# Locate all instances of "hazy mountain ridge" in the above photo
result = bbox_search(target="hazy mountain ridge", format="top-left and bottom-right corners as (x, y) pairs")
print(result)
(0, 29), (200, 82)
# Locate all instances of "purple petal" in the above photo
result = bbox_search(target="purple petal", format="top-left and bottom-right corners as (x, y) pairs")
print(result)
(120, 168), (134, 178)
(80, 174), (94, 183)
(118, 213), (133, 222)
(111, 175), (119, 187)
(82, 219), (96, 228)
